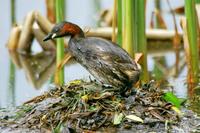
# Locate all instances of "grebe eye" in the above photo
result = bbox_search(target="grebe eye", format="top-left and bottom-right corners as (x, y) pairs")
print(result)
(55, 28), (59, 32)
(52, 27), (59, 33)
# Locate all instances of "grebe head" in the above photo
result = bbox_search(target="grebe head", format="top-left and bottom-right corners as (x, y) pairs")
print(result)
(43, 21), (84, 41)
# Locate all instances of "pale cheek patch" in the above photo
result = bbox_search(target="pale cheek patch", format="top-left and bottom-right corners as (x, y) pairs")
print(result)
(52, 33), (57, 39)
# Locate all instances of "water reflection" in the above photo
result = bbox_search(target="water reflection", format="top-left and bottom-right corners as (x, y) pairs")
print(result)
(149, 52), (188, 99)
(150, 53), (200, 114)
(2, 49), (92, 108)
(7, 61), (16, 107)
(9, 51), (56, 89)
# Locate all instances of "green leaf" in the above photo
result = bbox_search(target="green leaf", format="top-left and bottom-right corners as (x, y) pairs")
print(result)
(162, 92), (184, 108)
(113, 112), (124, 125)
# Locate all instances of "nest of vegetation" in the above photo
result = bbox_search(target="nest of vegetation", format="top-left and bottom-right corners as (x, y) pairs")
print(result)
(0, 80), (200, 133)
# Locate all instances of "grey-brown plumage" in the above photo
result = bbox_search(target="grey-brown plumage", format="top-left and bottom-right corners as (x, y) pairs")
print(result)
(69, 37), (140, 88)
(43, 21), (141, 90)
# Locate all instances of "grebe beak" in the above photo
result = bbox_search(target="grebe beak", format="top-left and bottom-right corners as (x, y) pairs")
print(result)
(43, 33), (57, 41)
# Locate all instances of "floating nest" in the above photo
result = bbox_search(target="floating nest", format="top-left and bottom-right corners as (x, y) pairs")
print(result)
(0, 80), (200, 133)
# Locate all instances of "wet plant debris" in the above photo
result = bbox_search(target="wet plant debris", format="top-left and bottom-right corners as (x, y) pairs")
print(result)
(0, 80), (200, 132)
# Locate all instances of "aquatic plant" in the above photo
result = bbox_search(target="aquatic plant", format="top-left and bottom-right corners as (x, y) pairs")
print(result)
(8, 0), (16, 106)
(122, 0), (134, 58)
(184, 0), (200, 83)
(117, 0), (122, 46)
(134, 0), (149, 81)
(112, 0), (117, 42)
(120, 0), (148, 81)
(55, 0), (65, 85)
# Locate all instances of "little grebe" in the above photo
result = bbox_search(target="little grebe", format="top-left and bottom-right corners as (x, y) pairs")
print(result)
(43, 21), (141, 90)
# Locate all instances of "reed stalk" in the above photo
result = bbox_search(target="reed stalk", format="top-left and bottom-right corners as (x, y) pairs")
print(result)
(122, 0), (134, 58)
(8, 59), (16, 106)
(134, 0), (149, 81)
(155, 0), (161, 28)
(45, 0), (56, 23)
(93, 0), (101, 26)
(55, 0), (65, 85)
(112, 0), (117, 42)
(167, 0), (181, 77)
(11, 0), (16, 25)
(93, 0), (101, 13)
(8, 0), (16, 106)
(185, 0), (199, 83)
(117, 0), (122, 46)
(61, 0), (66, 19)
(196, 0), (200, 3)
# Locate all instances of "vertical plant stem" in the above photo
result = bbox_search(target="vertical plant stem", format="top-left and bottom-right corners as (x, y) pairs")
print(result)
(117, 0), (122, 46)
(196, 0), (200, 3)
(45, 0), (56, 23)
(11, 0), (16, 25)
(122, 0), (134, 58)
(133, 1), (137, 51)
(61, 0), (66, 19)
(8, 61), (16, 106)
(93, 0), (101, 26)
(8, 0), (16, 106)
(155, 0), (161, 28)
(167, 0), (181, 77)
(55, 0), (65, 85)
(112, 0), (117, 42)
(93, 0), (101, 12)
(135, 0), (149, 82)
(122, 0), (126, 48)
(185, 0), (199, 83)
